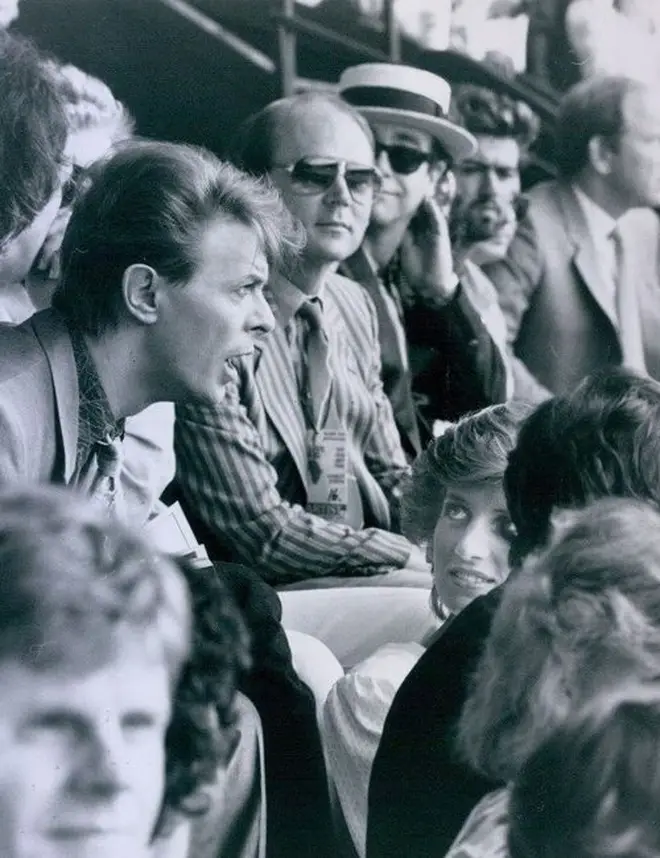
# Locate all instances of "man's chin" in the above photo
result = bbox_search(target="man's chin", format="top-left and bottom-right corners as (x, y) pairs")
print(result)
(466, 237), (511, 266)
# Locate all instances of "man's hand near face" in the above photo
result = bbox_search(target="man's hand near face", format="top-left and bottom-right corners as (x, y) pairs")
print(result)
(399, 197), (459, 305)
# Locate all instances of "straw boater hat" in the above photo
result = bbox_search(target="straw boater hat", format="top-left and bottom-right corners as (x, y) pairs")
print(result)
(338, 63), (477, 163)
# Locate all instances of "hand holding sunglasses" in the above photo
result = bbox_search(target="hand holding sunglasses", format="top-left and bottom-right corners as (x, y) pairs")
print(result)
(273, 157), (381, 202)
(399, 196), (458, 304)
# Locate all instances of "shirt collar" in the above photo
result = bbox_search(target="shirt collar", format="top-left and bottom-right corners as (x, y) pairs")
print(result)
(68, 323), (124, 457)
(269, 270), (327, 328)
(574, 185), (618, 239)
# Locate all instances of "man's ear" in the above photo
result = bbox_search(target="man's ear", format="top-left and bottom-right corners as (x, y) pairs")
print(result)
(121, 263), (161, 325)
(588, 135), (615, 177)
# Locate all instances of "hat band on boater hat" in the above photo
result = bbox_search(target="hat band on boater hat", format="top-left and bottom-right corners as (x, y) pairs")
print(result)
(337, 63), (477, 162)
(341, 86), (447, 119)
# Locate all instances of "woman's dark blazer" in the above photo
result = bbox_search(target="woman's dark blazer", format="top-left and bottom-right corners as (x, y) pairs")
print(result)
(366, 587), (504, 858)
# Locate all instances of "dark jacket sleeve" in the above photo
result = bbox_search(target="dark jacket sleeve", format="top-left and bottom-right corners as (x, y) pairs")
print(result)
(214, 561), (334, 858)
(404, 283), (509, 423)
(366, 589), (504, 858)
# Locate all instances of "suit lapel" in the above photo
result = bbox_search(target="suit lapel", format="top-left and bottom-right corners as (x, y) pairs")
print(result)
(256, 325), (309, 487)
(341, 251), (421, 457)
(558, 183), (618, 329)
(31, 310), (79, 481)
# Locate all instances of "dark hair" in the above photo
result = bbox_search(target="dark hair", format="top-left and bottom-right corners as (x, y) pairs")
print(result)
(401, 401), (531, 545)
(53, 139), (304, 336)
(554, 75), (646, 178)
(458, 498), (660, 783)
(509, 682), (660, 858)
(450, 84), (540, 152)
(0, 30), (68, 246)
(0, 484), (190, 675)
(230, 91), (375, 176)
(156, 559), (251, 837)
(505, 368), (660, 566)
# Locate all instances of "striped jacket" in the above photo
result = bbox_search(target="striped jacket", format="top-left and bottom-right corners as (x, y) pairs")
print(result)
(174, 271), (414, 586)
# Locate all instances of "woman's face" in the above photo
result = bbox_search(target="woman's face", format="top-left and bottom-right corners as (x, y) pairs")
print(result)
(429, 482), (514, 614)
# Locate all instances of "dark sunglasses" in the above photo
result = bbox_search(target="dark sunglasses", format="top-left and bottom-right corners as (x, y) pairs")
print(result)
(374, 142), (432, 176)
(274, 157), (381, 200)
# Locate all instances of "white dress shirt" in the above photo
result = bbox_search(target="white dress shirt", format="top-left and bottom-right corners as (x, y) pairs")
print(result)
(573, 185), (618, 302)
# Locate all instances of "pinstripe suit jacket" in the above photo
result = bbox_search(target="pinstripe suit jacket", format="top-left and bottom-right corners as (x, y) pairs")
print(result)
(174, 271), (414, 586)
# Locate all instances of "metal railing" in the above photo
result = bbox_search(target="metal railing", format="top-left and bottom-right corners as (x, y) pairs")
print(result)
(153, 0), (402, 98)
(276, 0), (401, 96)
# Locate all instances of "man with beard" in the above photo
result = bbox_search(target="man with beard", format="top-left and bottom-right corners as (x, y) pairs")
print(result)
(426, 83), (550, 411)
(339, 64), (513, 453)
(448, 85), (538, 268)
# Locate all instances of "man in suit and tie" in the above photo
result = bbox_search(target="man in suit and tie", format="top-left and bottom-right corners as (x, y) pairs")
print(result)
(177, 92), (436, 596)
(483, 75), (660, 399)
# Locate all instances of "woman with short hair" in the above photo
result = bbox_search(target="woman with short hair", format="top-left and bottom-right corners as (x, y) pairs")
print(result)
(443, 497), (660, 858)
(323, 401), (528, 858)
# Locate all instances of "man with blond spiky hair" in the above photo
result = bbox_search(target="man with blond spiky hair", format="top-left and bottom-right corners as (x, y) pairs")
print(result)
(0, 485), (192, 858)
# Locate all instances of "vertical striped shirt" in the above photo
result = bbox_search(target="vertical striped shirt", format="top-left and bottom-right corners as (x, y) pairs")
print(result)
(175, 271), (414, 586)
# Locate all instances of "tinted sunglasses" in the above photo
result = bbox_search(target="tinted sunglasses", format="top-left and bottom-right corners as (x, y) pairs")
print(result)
(374, 142), (432, 176)
(274, 157), (381, 200)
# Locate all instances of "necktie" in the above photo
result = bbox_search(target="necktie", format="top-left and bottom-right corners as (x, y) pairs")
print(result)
(297, 298), (333, 431)
(610, 227), (647, 373)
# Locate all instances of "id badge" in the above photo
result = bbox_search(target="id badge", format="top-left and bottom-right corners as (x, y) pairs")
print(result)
(306, 429), (349, 522)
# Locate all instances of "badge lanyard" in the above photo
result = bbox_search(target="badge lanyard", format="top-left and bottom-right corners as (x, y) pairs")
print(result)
(298, 314), (362, 528)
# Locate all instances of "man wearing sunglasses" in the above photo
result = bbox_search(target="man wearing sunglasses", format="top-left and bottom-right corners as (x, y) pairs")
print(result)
(177, 91), (439, 612)
(339, 64), (513, 453)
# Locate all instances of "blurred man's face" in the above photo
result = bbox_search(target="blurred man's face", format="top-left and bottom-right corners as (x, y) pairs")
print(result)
(0, 637), (172, 858)
(608, 86), (660, 209)
(0, 187), (64, 285)
(451, 134), (521, 259)
(0, 161), (72, 286)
